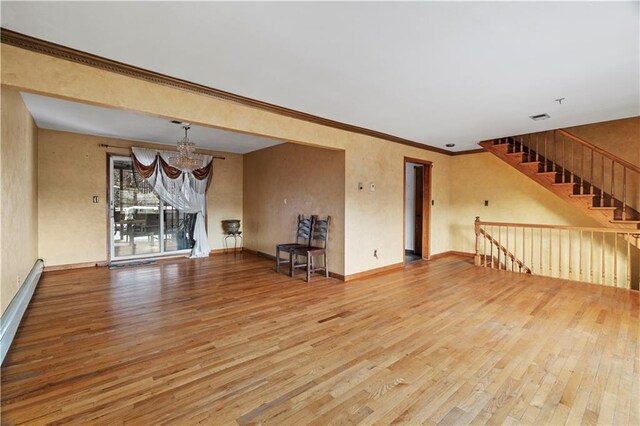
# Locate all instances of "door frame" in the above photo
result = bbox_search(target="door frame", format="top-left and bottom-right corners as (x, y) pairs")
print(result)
(403, 157), (432, 263)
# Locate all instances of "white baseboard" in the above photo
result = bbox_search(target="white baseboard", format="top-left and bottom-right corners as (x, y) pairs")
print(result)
(1, 259), (44, 364)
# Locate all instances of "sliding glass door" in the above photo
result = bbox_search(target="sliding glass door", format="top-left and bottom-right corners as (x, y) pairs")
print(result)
(109, 156), (196, 261)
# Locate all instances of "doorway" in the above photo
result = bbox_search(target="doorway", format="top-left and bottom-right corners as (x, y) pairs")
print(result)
(108, 155), (197, 261)
(404, 158), (432, 264)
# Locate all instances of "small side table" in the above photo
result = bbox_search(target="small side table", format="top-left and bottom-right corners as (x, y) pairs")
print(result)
(224, 232), (243, 253)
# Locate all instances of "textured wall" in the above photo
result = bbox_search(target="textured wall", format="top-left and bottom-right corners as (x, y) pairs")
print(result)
(37, 130), (242, 266)
(244, 143), (345, 275)
(450, 152), (600, 254)
(1, 88), (38, 315)
(565, 117), (640, 212)
(2, 45), (452, 276)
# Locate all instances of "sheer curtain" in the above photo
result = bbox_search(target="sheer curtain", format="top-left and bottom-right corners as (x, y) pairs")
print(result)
(131, 147), (214, 258)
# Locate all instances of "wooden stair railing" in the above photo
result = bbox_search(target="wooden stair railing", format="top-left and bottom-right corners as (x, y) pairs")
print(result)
(480, 129), (640, 230)
(474, 217), (640, 290)
(474, 218), (532, 273)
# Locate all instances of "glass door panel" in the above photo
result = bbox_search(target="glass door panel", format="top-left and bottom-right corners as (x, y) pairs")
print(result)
(111, 158), (161, 258)
(110, 156), (196, 260)
(163, 206), (196, 252)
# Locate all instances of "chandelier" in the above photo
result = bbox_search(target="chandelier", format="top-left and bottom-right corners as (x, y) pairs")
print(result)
(168, 125), (203, 171)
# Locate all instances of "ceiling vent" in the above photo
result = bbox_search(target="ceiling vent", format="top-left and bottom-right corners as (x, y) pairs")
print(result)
(529, 113), (550, 121)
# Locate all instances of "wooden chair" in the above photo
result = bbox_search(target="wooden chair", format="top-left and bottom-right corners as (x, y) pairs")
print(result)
(289, 216), (331, 282)
(275, 215), (314, 273)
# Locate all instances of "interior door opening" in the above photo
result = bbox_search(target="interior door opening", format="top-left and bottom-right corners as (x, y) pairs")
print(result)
(109, 155), (197, 261)
(404, 159), (431, 264)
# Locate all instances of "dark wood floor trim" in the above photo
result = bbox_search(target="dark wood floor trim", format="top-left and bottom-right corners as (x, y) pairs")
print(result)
(344, 262), (404, 282)
(44, 261), (109, 272)
(429, 250), (475, 260)
(1, 28), (453, 156)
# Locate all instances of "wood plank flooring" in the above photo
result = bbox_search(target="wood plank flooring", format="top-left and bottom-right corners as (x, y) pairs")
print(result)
(1, 254), (638, 425)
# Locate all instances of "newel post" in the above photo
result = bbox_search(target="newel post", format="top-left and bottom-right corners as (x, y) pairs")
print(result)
(474, 216), (481, 266)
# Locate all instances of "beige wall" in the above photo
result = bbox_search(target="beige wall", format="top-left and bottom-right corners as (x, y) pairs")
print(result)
(565, 117), (639, 166)
(37, 130), (242, 266)
(565, 117), (640, 212)
(2, 45), (451, 276)
(243, 143), (345, 275)
(1, 88), (38, 315)
(449, 153), (599, 254)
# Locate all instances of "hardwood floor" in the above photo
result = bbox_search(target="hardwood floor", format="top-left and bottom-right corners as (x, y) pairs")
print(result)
(2, 254), (638, 425)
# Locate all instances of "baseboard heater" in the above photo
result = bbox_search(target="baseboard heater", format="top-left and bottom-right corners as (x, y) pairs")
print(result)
(0, 259), (44, 365)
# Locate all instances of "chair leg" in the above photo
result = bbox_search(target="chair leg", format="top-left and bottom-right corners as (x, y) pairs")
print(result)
(325, 253), (329, 278)
(289, 251), (294, 277)
(306, 252), (312, 283)
(275, 246), (280, 272)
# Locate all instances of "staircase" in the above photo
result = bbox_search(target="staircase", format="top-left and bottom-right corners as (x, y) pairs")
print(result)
(480, 129), (640, 232)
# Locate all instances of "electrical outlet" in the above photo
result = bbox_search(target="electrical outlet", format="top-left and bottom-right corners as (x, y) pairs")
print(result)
(93, 196), (99, 203)
(370, 182), (376, 192)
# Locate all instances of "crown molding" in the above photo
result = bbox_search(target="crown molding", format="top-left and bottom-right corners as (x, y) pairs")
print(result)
(1, 28), (454, 156)
(451, 147), (486, 156)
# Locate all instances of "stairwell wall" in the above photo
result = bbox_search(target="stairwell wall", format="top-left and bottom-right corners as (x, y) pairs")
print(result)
(449, 152), (599, 254)
(564, 117), (639, 213)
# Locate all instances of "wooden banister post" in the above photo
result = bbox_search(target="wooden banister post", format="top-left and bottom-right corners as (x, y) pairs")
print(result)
(475, 217), (481, 266)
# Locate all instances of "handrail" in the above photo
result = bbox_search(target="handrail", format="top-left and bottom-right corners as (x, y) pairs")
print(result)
(487, 128), (640, 220)
(556, 129), (640, 175)
(476, 219), (640, 235)
(478, 228), (532, 273)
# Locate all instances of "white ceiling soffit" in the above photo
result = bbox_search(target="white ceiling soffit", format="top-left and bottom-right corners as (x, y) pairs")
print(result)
(3, 2), (639, 152)
(20, 93), (284, 154)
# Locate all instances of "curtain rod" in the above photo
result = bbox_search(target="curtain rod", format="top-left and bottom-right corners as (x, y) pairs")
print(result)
(98, 144), (226, 160)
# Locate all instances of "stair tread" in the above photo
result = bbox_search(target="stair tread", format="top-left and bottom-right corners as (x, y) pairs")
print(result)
(569, 193), (596, 198)
(590, 206), (617, 210)
(536, 171), (559, 176)
(610, 220), (640, 224)
(552, 182), (576, 186)
(505, 151), (525, 156)
(520, 161), (541, 166)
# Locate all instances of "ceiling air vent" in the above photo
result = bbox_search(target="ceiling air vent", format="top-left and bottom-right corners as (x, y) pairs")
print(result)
(529, 113), (550, 121)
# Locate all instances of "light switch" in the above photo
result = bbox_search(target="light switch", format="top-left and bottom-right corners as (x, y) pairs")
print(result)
(93, 196), (99, 203)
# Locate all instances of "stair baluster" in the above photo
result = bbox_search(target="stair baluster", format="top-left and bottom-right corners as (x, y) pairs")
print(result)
(475, 217), (640, 290)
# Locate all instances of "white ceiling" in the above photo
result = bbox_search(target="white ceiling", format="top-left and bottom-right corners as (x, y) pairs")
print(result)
(21, 93), (284, 154)
(3, 2), (639, 152)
